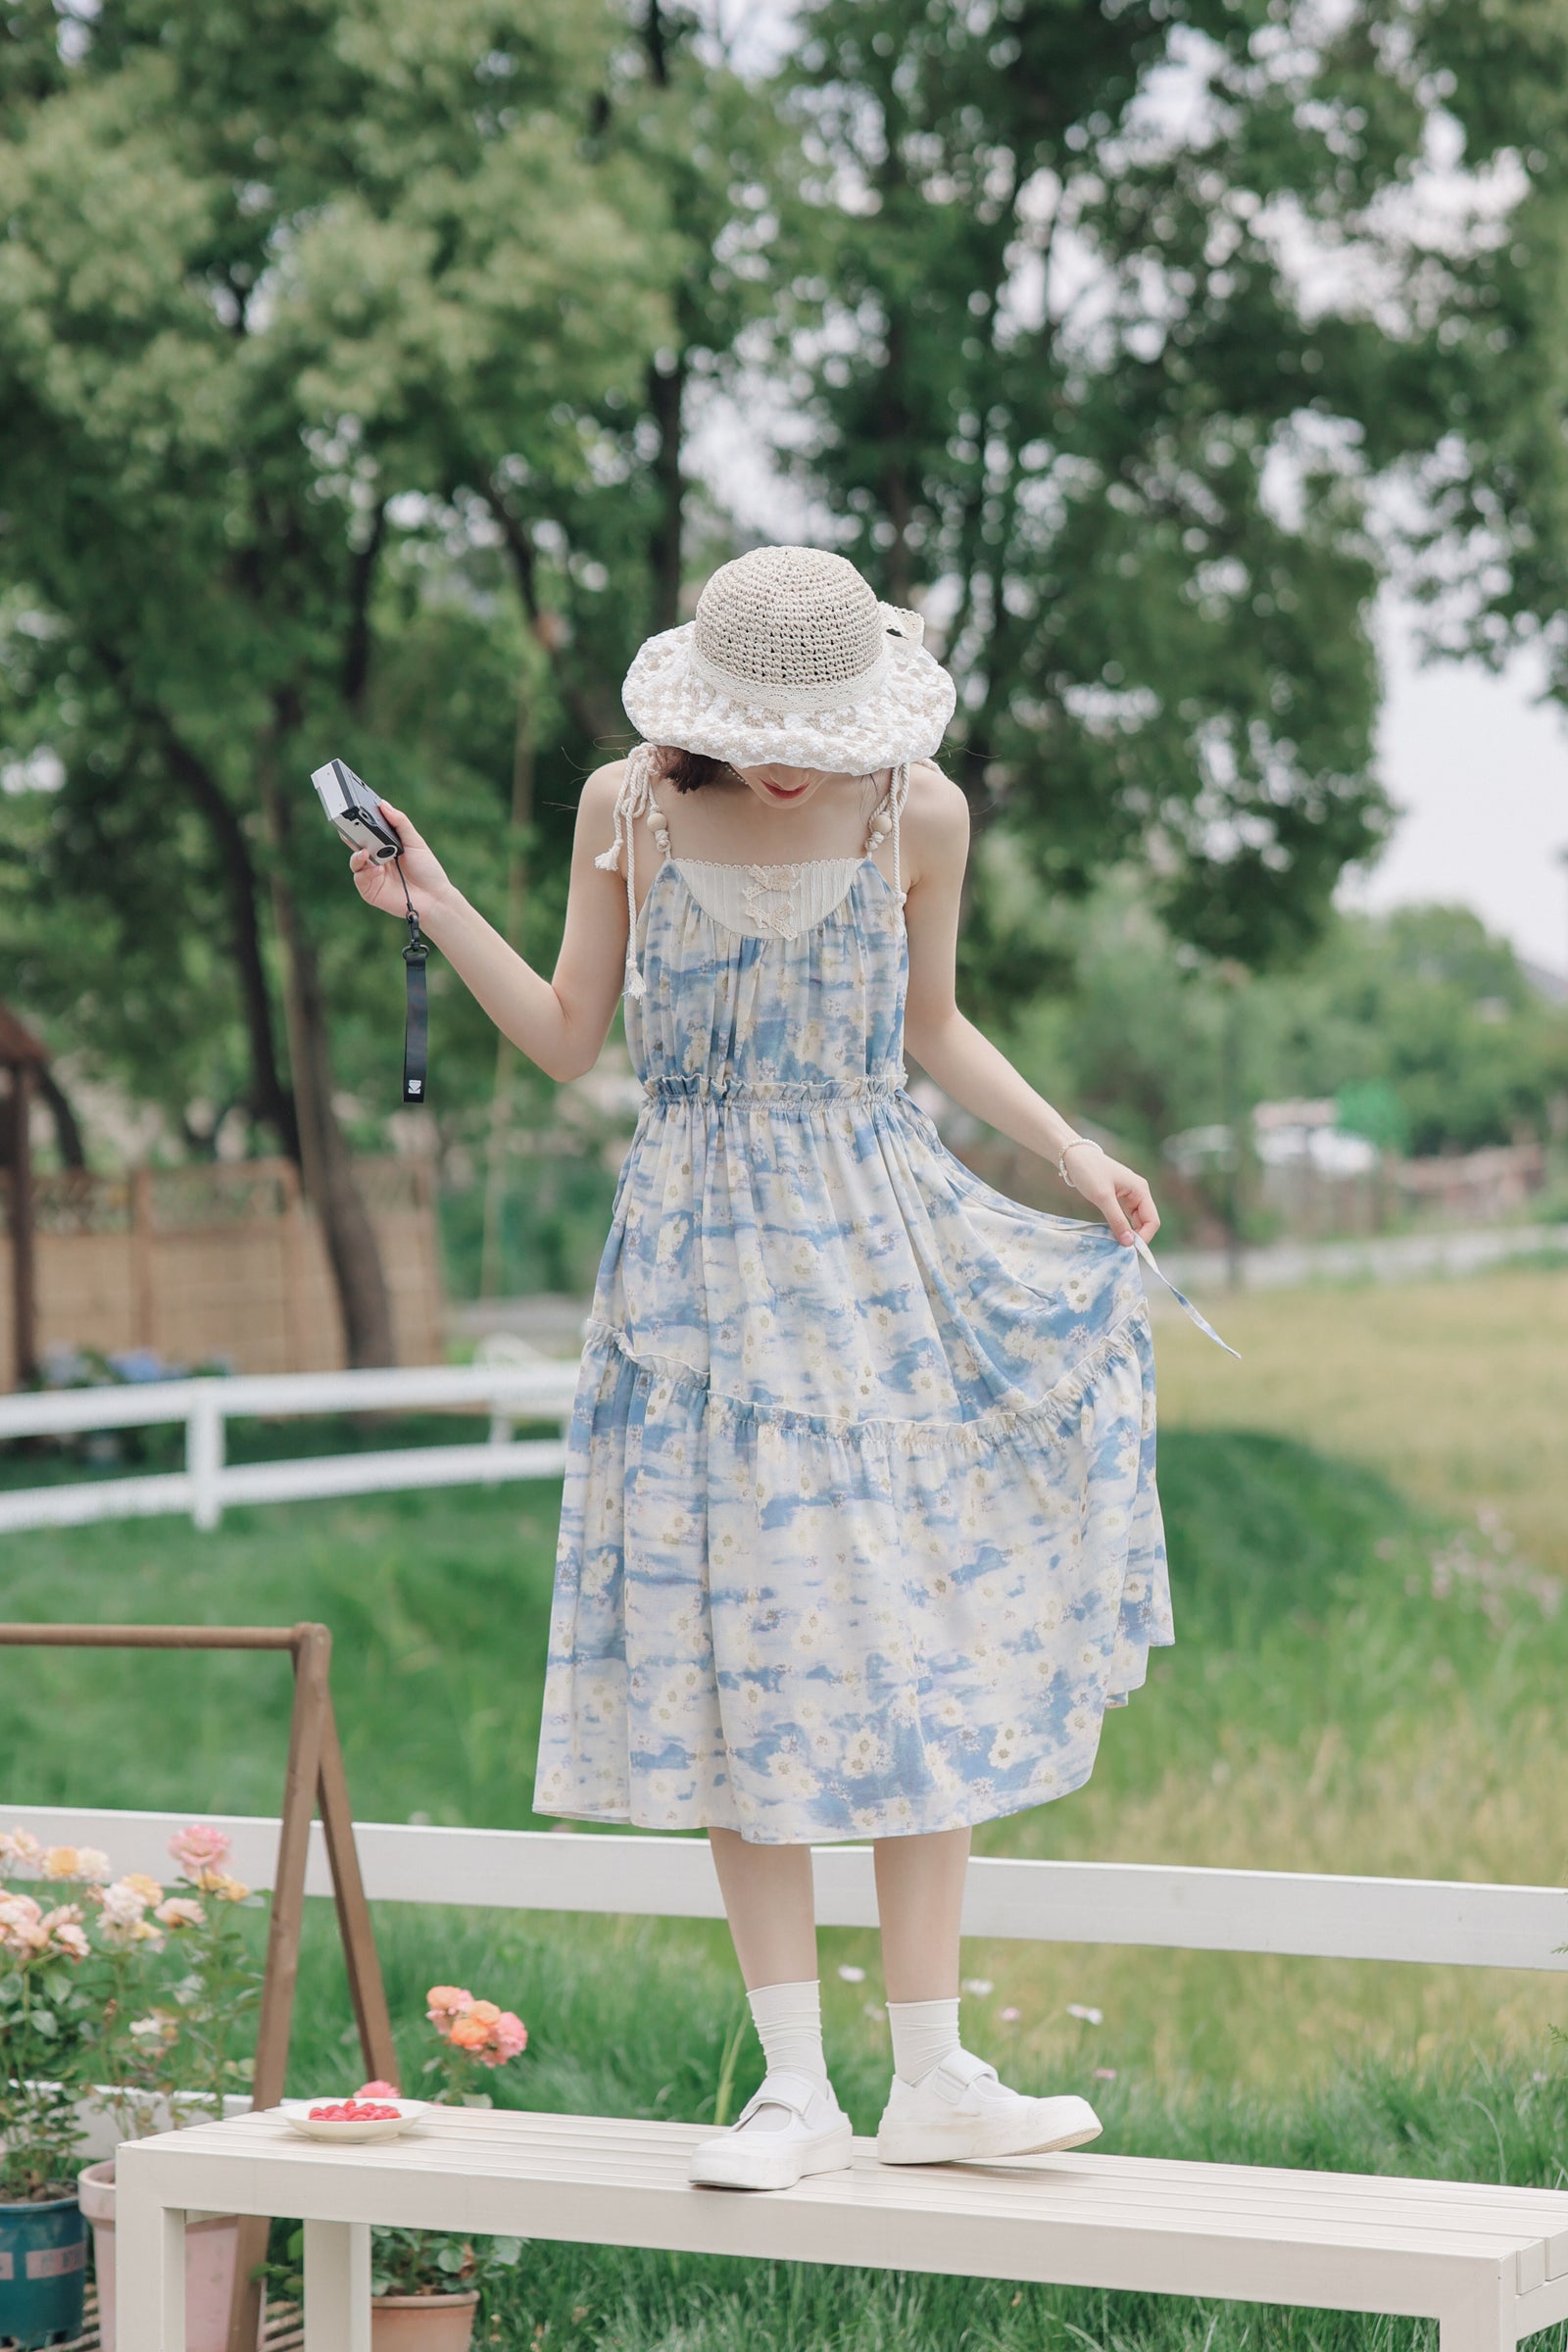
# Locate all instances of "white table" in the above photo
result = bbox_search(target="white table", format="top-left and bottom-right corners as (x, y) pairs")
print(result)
(115, 2105), (1568, 2352)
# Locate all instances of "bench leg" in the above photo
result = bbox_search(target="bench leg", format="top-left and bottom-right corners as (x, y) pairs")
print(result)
(303, 2217), (371, 2352)
(114, 2162), (185, 2352)
(1439, 2275), (1515, 2352)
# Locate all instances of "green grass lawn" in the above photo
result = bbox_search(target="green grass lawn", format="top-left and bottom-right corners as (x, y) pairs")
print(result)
(2, 1393), (1566, 2347)
(1152, 1261), (1568, 1581)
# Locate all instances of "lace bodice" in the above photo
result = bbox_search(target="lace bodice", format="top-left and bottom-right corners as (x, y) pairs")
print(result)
(594, 748), (911, 998)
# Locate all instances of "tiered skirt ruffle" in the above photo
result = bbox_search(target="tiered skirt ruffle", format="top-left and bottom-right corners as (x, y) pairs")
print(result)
(535, 1272), (1172, 1843)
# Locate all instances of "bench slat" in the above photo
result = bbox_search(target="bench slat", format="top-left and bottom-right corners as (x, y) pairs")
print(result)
(290, 2109), (1567, 2255)
(124, 2114), (1563, 2271)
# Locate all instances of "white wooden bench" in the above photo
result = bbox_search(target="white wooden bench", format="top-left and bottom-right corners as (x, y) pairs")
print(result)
(14, 1805), (1568, 2352)
(115, 2105), (1568, 2352)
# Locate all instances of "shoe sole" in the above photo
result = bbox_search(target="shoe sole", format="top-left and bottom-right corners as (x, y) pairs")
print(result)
(688, 2120), (855, 2191)
(876, 2094), (1102, 2167)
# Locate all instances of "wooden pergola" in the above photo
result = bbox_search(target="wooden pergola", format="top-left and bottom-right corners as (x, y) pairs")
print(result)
(0, 1001), (47, 1390)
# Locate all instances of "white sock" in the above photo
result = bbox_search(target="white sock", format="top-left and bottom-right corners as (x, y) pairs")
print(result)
(887, 1995), (961, 2087)
(748, 1978), (827, 2080)
(739, 1980), (827, 2134)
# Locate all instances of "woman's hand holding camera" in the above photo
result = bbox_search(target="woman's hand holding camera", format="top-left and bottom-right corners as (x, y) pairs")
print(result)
(348, 800), (454, 927)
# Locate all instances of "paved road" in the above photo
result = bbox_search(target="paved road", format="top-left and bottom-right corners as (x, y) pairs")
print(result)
(1152, 1221), (1568, 1296)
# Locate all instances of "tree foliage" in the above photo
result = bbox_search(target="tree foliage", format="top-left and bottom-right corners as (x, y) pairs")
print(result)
(779, 0), (1568, 982)
(1, 0), (1564, 1343)
(0, 0), (775, 1353)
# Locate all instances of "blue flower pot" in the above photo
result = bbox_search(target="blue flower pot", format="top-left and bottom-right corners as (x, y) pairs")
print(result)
(0, 2193), (88, 2349)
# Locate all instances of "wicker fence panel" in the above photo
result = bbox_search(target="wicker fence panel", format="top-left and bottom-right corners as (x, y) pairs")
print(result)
(0, 1156), (445, 1379)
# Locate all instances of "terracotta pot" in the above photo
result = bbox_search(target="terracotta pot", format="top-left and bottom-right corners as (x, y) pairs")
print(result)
(77, 2161), (265, 2352)
(371, 2289), (480, 2351)
(0, 2190), (88, 2350)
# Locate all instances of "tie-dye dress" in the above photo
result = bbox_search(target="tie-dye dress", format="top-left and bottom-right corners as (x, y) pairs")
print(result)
(534, 764), (1179, 1844)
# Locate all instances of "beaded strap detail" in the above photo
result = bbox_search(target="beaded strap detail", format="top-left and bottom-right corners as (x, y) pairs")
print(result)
(592, 744), (669, 1000)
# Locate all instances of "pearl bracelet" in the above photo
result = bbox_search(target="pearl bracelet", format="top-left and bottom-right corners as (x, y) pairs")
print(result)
(1056, 1135), (1103, 1190)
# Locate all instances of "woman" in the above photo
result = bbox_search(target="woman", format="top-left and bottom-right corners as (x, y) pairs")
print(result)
(350, 545), (1227, 2191)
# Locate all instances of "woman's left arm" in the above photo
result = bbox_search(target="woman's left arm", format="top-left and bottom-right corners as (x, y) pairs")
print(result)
(899, 764), (1158, 1247)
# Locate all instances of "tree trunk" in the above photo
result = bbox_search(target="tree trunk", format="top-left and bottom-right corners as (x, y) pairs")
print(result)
(479, 688), (536, 1300)
(648, 350), (686, 632)
(36, 1064), (86, 1170)
(98, 650), (302, 1162)
(158, 725), (303, 1162)
(256, 731), (398, 1369)
(877, 313), (913, 608)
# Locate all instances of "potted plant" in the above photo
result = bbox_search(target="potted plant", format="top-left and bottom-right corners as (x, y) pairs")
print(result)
(74, 1822), (268, 2352)
(0, 1831), (105, 2350)
(268, 2220), (520, 2351)
(268, 1984), (526, 2349)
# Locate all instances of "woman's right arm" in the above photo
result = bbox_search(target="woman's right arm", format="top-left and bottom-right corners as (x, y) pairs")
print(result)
(349, 760), (630, 1084)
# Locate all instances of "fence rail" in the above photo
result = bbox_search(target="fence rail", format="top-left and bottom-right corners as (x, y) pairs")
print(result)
(4, 1806), (1565, 1973)
(0, 1361), (579, 1533)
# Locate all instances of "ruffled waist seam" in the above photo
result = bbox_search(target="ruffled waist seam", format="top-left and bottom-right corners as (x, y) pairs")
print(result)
(578, 1312), (1146, 1457)
(640, 1072), (906, 1106)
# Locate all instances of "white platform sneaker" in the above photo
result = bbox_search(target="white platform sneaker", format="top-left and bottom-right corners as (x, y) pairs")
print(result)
(876, 2048), (1102, 2166)
(688, 2067), (855, 2191)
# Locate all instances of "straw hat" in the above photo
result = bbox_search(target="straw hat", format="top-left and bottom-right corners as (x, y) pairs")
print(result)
(621, 546), (956, 771)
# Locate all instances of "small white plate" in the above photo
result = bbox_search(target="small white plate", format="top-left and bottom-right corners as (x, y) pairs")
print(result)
(278, 2097), (429, 2143)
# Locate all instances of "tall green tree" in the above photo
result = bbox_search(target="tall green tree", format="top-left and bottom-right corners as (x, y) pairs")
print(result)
(780, 0), (1554, 989)
(0, 0), (673, 1358)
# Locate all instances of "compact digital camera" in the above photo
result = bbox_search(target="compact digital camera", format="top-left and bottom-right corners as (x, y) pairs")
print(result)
(311, 758), (403, 863)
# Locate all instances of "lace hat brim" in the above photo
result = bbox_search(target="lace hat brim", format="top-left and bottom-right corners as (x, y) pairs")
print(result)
(622, 621), (956, 771)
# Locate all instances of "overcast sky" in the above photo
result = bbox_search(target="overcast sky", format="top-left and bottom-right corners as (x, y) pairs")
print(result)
(1349, 608), (1568, 973)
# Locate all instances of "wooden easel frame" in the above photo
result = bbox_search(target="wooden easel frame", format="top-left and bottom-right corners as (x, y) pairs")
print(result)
(0, 1621), (397, 2351)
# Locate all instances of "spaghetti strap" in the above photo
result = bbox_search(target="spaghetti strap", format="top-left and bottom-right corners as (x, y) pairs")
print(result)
(593, 745), (670, 1000)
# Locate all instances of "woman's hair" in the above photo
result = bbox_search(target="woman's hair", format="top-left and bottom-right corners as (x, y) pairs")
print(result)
(658, 747), (735, 793)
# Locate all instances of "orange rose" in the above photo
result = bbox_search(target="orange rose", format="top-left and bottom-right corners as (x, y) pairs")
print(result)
(447, 2015), (492, 2051)
(425, 1984), (471, 2014)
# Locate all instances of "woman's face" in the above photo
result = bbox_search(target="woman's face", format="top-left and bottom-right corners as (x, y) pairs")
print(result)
(732, 762), (866, 810)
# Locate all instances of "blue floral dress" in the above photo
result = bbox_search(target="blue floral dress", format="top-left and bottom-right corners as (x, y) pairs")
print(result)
(534, 762), (1207, 1844)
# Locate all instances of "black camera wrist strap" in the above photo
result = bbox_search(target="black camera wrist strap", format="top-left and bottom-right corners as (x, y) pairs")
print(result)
(396, 858), (429, 1104)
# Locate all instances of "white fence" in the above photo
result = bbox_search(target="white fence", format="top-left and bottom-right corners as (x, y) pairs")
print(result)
(6, 1806), (1566, 1973)
(0, 1361), (579, 1535)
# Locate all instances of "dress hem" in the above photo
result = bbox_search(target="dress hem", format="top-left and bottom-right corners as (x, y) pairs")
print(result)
(533, 1643), (1171, 1846)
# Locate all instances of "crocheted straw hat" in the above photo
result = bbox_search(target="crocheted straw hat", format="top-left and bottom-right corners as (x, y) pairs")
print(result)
(621, 545), (956, 771)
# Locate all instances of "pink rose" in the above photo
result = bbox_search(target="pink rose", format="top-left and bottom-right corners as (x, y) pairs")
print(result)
(168, 1824), (231, 1878)
(493, 2012), (528, 2062)
(0, 1830), (43, 1881)
(154, 1896), (206, 1931)
(47, 1915), (90, 1962)
(0, 1892), (44, 1952)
